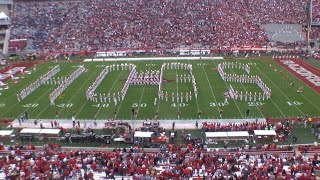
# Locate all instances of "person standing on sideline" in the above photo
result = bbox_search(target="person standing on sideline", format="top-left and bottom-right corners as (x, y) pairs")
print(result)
(72, 116), (76, 128)
(246, 108), (250, 118)
(55, 111), (59, 118)
(196, 121), (198, 129)
(172, 121), (175, 130)
(24, 112), (28, 120)
(94, 118), (97, 126)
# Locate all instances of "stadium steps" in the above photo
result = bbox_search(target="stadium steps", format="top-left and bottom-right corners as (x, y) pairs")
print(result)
(261, 23), (305, 43)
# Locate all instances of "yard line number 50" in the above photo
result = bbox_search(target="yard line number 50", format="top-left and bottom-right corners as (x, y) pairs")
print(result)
(132, 103), (147, 108)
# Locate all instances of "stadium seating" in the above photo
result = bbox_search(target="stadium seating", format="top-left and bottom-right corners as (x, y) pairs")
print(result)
(8, 39), (27, 51)
(10, 0), (310, 52)
(312, 0), (320, 23)
(0, 143), (318, 179)
(310, 28), (320, 41)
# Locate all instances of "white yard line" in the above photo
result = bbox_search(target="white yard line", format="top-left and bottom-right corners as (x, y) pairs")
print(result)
(35, 66), (94, 119)
(225, 62), (265, 118)
(200, 59), (221, 118)
(211, 60), (244, 118)
(254, 61), (304, 115)
(175, 62), (180, 113)
(156, 62), (164, 114)
(76, 61), (130, 118)
(272, 61), (320, 112)
(2, 65), (70, 118)
(0, 65), (52, 117)
(0, 65), (48, 105)
(114, 60), (142, 119)
(94, 64), (128, 119)
(299, 93), (320, 112)
(136, 61), (154, 118)
(135, 60), (153, 118)
(191, 60), (201, 114)
(245, 61), (286, 117)
(156, 91), (161, 113)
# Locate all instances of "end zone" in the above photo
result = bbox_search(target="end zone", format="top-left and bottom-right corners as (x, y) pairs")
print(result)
(274, 58), (320, 93)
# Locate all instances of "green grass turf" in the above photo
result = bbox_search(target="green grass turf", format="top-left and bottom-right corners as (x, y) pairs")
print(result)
(0, 59), (320, 120)
(305, 58), (320, 69)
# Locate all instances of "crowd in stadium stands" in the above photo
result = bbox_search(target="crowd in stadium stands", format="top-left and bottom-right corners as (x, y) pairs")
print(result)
(310, 0), (320, 41)
(312, 0), (320, 22)
(10, 0), (310, 52)
(310, 28), (320, 41)
(8, 39), (27, 51)
(202, 122), (270, 132)
(0, 143), (319, 179)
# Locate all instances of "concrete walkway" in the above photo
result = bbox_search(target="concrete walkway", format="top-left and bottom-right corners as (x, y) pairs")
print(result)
(12, 118), (266, 129)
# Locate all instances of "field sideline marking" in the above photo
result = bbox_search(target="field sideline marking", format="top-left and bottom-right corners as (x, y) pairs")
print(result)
(199, 59), (222, 118)
(35, 65), (95, 119)
(84, 57), (224, 62)
(114, 60), (143, 119)
(253, 60), (304, 115)
(135, 60), (153, 118)
(211, 60), (244, 118)
(0, 65), (70, 118)
(224, 61), (265, 118)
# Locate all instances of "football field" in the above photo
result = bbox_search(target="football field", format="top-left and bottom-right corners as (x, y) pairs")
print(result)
(1, 58), (320, 120)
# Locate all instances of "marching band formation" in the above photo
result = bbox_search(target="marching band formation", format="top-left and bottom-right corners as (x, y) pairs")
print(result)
(14, 62), (274, 106)
(218, 62), (272, 102)
(44, 77), (69, 85)
(86, 62), (199, 106)
(130, 70), (160, 85)
(86, 63), (136, 106)
(121, 64), (136, 101)
(40, 66), (60, 85)
(157, 62), (198, 104)
(49, 66), (86, 105)
(156, 91), (193, 105)
(226, 85), (270, 103)
(17, 65), (60, 102)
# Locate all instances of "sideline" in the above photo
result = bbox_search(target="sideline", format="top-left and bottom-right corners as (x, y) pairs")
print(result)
(12, 118), (266, 129)
(83, 56), (224, 62)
